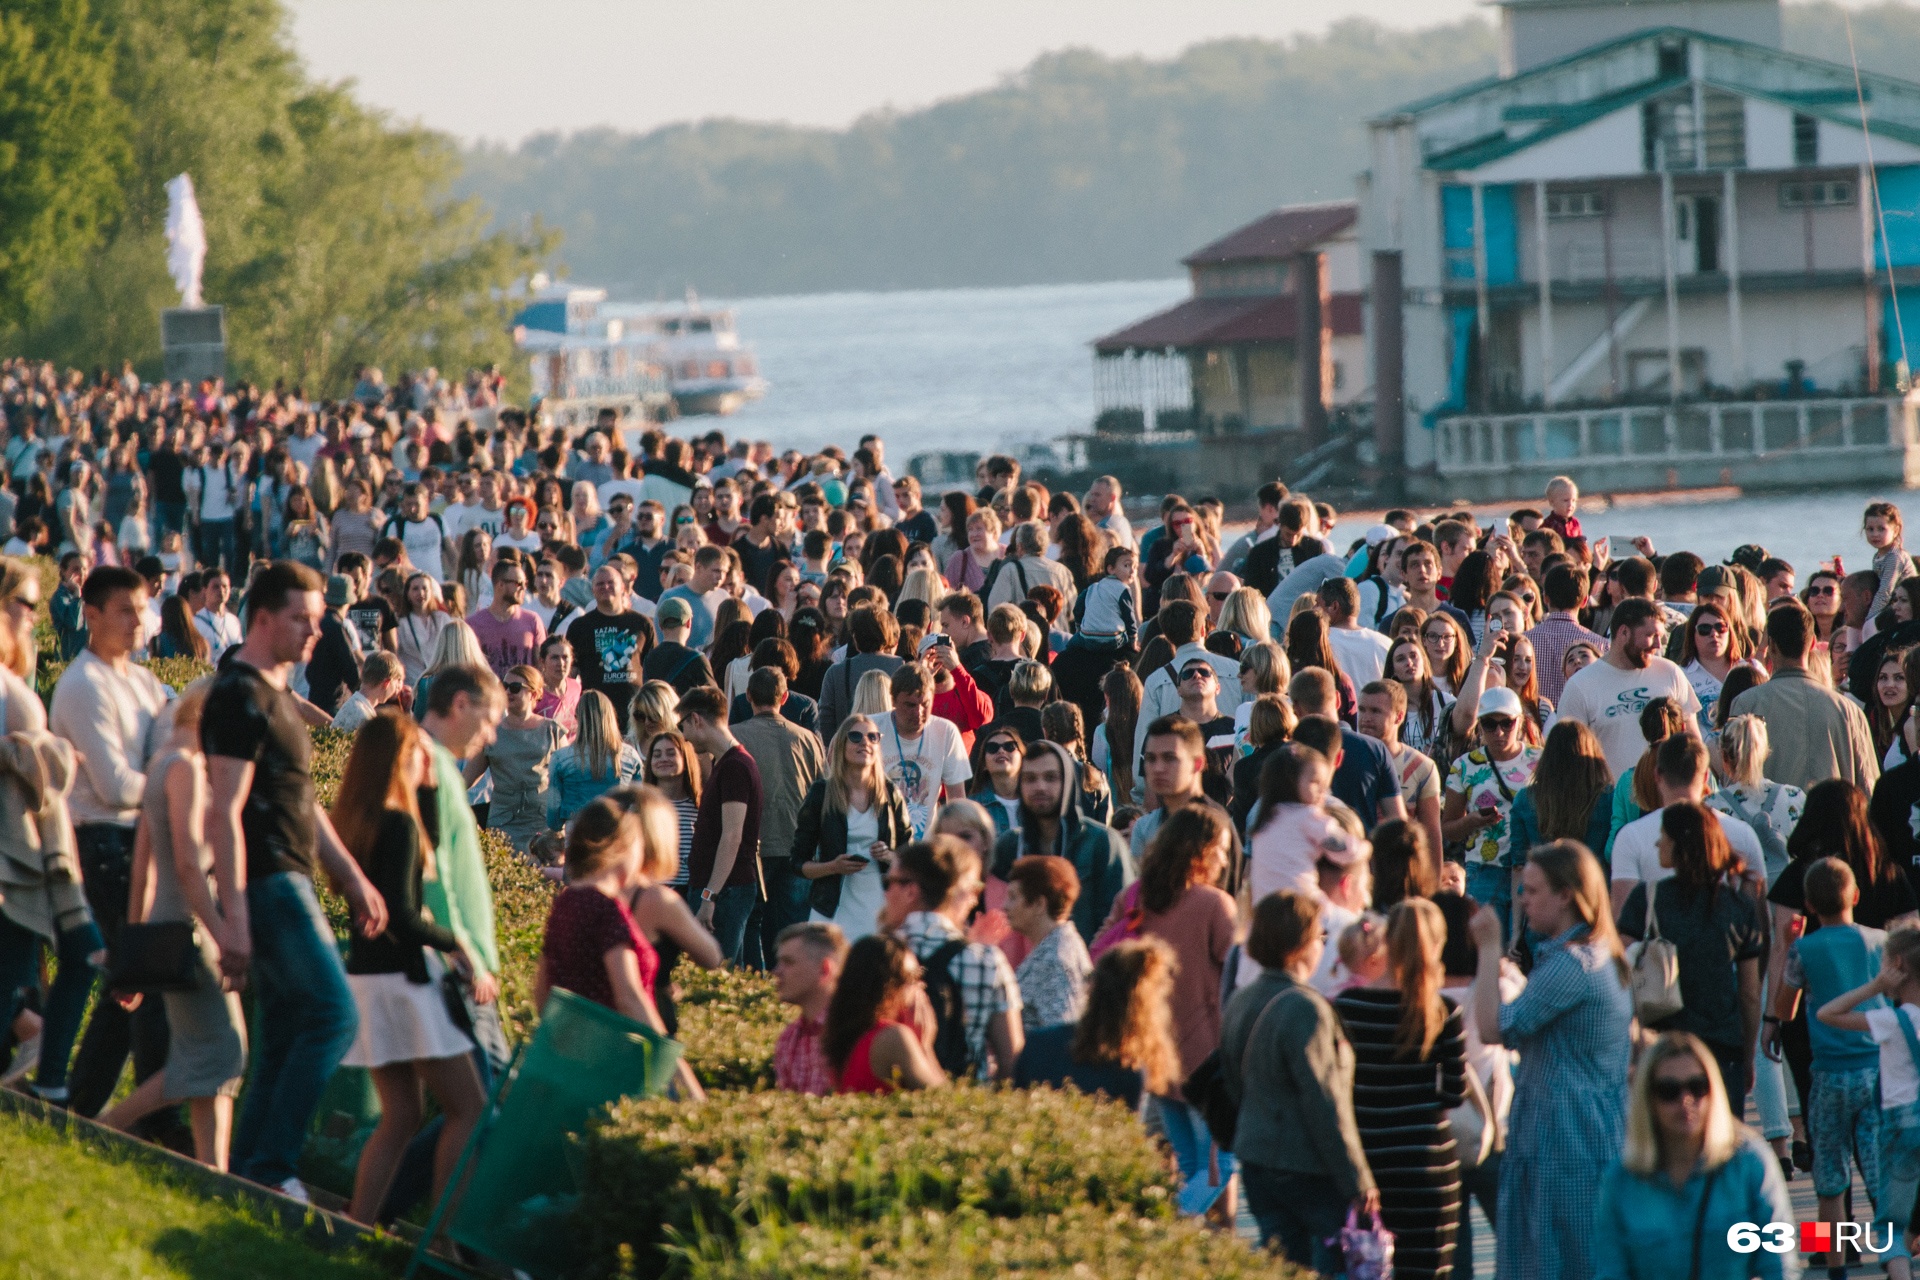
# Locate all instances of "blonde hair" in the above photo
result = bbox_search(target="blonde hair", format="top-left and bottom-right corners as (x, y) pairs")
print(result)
(1240, 641), (1291, 697)
(967, 507), (1002, 542)
(897, 568), (944, 612)
(1532, 839), (1629, 984)
(1622, 1032), (1742, 1176)
(825, 715), (889, 815)
(850, 668), (894, 717)
(932, 798), (996, 852)
(572, 690), (623, 780)
(1386, 898), (1449, 1059)
(1218, 587), (1273, 645)
(1718, 715), (1770, 787)
(423, 618), (487, 678)
(625, 681), (681, 752)
(1338, 914), (1387, 975)
(605, 783), (682, 884)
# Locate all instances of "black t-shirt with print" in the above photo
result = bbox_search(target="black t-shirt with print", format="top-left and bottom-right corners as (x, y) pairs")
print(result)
(566, 609), (656, 724)
(202, 662), (318, 882)
(348, 596), (396, 653)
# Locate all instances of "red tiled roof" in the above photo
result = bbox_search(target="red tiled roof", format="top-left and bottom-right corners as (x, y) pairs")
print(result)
(1093, 292), (1364, 354)
(1181, 202), (1359, 267)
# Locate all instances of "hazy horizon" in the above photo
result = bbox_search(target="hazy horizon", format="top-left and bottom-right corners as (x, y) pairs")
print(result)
(288, 0), (1493, 144)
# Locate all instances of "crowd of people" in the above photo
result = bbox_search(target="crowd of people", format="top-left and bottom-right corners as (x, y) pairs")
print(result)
(11, 354), (1920, 1277)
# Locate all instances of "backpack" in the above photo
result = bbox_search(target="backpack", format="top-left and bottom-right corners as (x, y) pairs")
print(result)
(1716, 787), (1790, 886)
(980, 555), (1030, 606)
(920, 939), (973, 1078)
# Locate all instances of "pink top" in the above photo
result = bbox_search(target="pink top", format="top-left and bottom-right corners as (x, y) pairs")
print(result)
(467, 606), (547, 680)
(1248, 802), (1344, 905)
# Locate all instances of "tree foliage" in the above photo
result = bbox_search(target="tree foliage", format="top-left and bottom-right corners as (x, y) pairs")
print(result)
(0, 0), (126, 332)
(459, 2), (1920, 299)
(7, 0), (552, 394)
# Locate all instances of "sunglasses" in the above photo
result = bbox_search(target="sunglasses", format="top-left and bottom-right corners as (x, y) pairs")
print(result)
(1479, 716), (1517, 731)
(1694, 622), (1727, 636)
(1809, 585), (1838, 596)
(984, 740), (1021, 756)
(1652, 1075), (1711, 1103)
(1180, 667), (1216, 682)
(504, 683), (528, 695)
(844, 730), (881, 744)
(1207, 590), (1233, 601)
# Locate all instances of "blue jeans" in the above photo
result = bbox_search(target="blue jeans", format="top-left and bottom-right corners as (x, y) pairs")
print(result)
(0, 911), (102, 1093)
(232, 873), (359, 1188)
(1465, 861), (1513, 948)
(1879, 1101), (1920, 1260)
(710, 883), (762, 969)
(1149, 1095), (1237, 1216)
(759, 860), (810, 960)
(154, 501), (187, 540)
(1242, 1162), (1350, 1275)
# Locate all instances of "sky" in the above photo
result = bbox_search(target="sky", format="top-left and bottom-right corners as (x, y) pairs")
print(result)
(285, 0), (1487, 144)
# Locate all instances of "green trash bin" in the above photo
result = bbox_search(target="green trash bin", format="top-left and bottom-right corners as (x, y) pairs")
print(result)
(422, 988), (682, 1278)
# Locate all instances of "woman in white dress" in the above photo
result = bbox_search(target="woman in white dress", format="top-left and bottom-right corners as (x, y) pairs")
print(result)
(794, 716), (912, 942)
(394, 572), (451, 686)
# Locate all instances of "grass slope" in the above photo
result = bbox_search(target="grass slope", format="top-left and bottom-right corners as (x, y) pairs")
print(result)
(0, 1113), (391, 1280)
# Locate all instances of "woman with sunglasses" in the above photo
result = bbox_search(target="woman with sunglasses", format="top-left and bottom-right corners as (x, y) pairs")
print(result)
(969, 727), (1027, 838)
(794, 716), (912, 943)
(1679, 601), (1754, 740)
(496, 497), (543, 556)
(1592, 1032), (1792, 1280)
(568, 482), (606, 551)
(1801, 568), (1844, 646)
(465, 665), (564, 854)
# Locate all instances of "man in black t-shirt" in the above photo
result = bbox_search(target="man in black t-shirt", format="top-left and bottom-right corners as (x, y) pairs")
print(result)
(678, 685), (765, 966)
(643, 596), (717, 694)
(203, 561), (387, 1200)
(891, 475), (938, 545)
(565, 562), (657, 730)
(730, 492), (795, 594)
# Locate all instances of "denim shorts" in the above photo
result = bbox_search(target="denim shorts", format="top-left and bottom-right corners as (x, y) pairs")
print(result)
(1809, 1065), (1882, 1197)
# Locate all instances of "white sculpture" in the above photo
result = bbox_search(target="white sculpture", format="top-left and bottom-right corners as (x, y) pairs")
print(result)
(164, 173), (207, 309)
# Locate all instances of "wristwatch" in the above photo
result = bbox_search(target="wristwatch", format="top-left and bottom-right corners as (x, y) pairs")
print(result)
(700, 887), (716, 903)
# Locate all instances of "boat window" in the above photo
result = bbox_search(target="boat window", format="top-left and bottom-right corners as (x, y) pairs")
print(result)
(691, 319), (712, 333)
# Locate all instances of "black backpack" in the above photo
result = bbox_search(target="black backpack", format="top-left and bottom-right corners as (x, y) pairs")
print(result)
(920, 939), (972, 1077)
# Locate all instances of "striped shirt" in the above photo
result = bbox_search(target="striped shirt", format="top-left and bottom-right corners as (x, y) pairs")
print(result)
(1525, 613), (1605, 706)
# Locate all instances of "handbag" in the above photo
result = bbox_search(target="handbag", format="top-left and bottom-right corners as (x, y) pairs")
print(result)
(1089, 881), (1143, 961)
(1335, 1206), (1395, 1280)
(1446, 1061), (1499, 1170)
(1626, 886), (1684, 1023)
(108, 920), (200, 993)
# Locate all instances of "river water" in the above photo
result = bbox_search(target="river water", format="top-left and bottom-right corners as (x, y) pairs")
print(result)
(711, 278), (1910, 576)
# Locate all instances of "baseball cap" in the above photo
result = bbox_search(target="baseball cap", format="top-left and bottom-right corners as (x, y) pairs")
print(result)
(324, 575), (353, 607)
(1475, 686), (1526, 722)
(1364, 523), (1398, 547)
(657, 597), (693, 626)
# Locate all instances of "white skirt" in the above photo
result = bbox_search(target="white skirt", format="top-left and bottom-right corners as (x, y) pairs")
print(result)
(341, 951), (474, 1068)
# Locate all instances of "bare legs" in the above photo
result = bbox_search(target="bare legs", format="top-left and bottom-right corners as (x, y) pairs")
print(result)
(98, 1076), (233, 1170)
(349, 1054), (484, 1226)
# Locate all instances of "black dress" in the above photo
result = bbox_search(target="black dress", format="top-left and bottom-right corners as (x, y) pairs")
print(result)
(1333, 987), (1469, 1280)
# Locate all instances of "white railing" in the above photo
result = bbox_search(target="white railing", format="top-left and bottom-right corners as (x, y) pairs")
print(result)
(1564, 240), (1665, 283)
(1434, 396), (1918, 475)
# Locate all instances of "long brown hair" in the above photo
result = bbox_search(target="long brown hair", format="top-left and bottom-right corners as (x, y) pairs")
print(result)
(643, 730), (702, 807)
(822, 933), (921, 1080)
(1285, 609), (1340, 682)
(1660, 801), (1734, 902)
(1072, 938), (1180, 1095)
(1386, 898), (1449, 1060)
(1101, 665), (1142, 801)
(330, 710), (433, 879)
(1138, 804), (1228, 913)
(1531, 839), (1629, 985)
(1532, 720), (1612, 845)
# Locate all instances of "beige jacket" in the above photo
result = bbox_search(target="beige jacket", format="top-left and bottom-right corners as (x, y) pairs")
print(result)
(0, 669), (89, 941)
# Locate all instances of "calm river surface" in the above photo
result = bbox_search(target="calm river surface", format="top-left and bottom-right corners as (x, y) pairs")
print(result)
(703, 279), (1907, 574)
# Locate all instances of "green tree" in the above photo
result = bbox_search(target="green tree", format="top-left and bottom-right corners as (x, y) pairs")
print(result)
(15, 0), (551, 395)
(0, 0), (125, 333)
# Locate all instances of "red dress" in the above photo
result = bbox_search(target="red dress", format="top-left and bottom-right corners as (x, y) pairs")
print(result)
(836, 1021), (906, 1094)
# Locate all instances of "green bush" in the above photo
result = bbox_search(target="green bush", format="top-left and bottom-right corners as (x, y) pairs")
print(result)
(673, 965), (786, 1092)
(669, 1206), (1282, 1280)
(148, 654), (216, 691)
(575, 1086), (1181, 1276)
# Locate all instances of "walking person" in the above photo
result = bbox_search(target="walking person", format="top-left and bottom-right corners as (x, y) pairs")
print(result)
(608, 784), (723, 1036)
(0, 560), (105, 1108)
(466, 665), (564, 853)
(1333, 898), (1468, 1280)
(732, 666), (827, 950)
(796, 715), (912, 943)
(546, 691), (645, 831)
(678, 685), (766, 965)
(1013, 936), (1178, 1112)
(329, 712), (486, 1225)
(50, 565), (175, 1119)
(204, 562), (389, 1200)
(1467, 839), (1633, 1280)
(1592, 1032), (1797, 1280)
(1004, 855), (1093, 1030)
(97, 681), (248, 1170)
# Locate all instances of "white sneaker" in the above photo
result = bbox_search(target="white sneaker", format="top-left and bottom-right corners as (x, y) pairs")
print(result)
(1, 1035), (39, 1086)
(276, 1177), (310, 1205)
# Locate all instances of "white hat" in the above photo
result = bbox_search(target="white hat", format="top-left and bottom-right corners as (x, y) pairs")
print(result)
(1475, 686), (1526, 722)
(1364, 523), (1398, 547)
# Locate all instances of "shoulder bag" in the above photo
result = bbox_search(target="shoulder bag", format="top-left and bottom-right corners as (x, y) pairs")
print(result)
(1626, 883), (1685, 1022)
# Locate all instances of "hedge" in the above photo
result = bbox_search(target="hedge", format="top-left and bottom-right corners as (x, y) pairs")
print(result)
(668, 1206), (1280, 1280)
(575, 1086), (1192, 1278)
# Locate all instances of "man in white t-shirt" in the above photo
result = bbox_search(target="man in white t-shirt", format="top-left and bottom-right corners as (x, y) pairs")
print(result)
(382, 484), (452, 579)
(1552, 597), (1701, 776)
(879, 664), (971, 838)
(1609, 733), (1765, 912)
(1320, 577), (1392, 687)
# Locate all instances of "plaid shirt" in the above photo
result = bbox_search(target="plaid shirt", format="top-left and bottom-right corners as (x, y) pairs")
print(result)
(1525, 613), (1605, 706)
(774, 1014), (833, 1096)
(898, 911), (1021, 1078)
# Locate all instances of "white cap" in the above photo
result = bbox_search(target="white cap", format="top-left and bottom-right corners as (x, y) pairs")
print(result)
(1475, 686), (1526, 722)
(1364, 523), (1398, 547)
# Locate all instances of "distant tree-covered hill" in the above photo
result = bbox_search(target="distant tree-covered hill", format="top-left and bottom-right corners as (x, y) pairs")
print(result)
(457, 2), (1920, 299)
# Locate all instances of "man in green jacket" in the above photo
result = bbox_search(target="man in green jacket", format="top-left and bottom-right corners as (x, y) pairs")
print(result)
(989, 740), (1131, 945)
